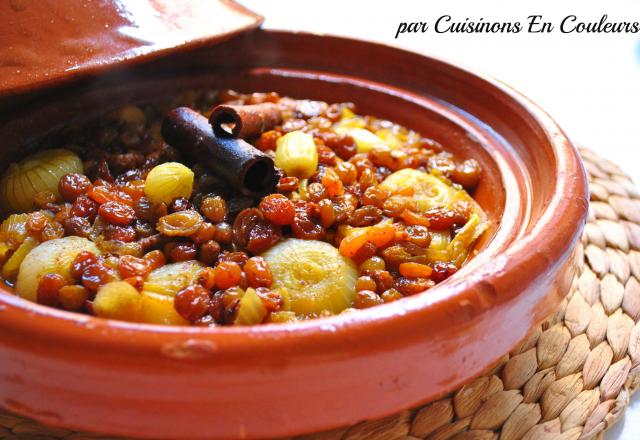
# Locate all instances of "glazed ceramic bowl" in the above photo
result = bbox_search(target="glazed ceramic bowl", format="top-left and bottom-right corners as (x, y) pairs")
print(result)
(0, 30), (588, 439)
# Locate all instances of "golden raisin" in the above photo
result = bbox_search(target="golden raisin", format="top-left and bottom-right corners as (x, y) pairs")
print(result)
(70, 251), (98, 279)
(197, 267), (216, 290)
(214, 222), (233, 243)
(381, 288), (402, 303)
(259, 194), (295, 225)
(354, 290), (384, 309)
(37, 273), (66, 306)
(255, 288), (283, 312)
(215, 261), (242, 289)
(361, 186), (390, 208)
(276, 176), (299, 192)
(58, 285), (90, 310)
(200, 196), (227, 223)
(393, 277), (435, 296)
(26, 212), (48, 234)
(399, 262), (433, 278)
(359, 256), (386, 272)
(400, 209), (430, 227)
(355, 275), (377, 292)
(81, 263), (116, 291)
(174, 285), (212, 322)
(450, 159), (481, 189)
(143, 250), (166, 270)
(157, 210), (203, 237)
(318, 199), (335, 228)
(42, 221), (64, 241)
(165, 241), (197, 262)
(256, 130), (281, 151)
(334, 162), (357, 185)
(321, 168), (344, 198)
(244, 257), (273, 288)
(192, 222), (217, 244)
(117, 255), (152, 279)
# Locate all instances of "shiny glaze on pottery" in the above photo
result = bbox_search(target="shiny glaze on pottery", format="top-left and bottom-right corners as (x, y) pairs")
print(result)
(0, 0), (262, 95)
(0, 31), (588, 439)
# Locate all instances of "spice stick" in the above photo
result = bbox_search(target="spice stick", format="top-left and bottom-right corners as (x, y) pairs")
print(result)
(162, 107), (277, 196)
(209, 102), (282, 139)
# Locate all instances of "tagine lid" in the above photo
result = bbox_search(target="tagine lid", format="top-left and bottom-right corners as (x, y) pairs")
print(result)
(0, 0), (263, 96)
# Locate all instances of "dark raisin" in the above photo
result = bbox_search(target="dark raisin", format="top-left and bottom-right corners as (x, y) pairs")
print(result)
(393, 277), (435, 296)
(59, 173), (91, 202)
(431, 262), (458, 283)
(134, 196), (154, 222)
(198, 240), (221, 265)
(170, 198), (192, 213)
(81, 263), (115, 291)
(233, 208), (281, 254)
(70, 251), (98, 279)
(174, 285), (212, 322)
(291, 212), (324, 240)
(37, 273), (66, 306)
(165, 241), (198, 262)
(99, 201), (135, 226)
(104, 225), (137, 242)
(425, 207), (466, 230)
(276, 176), (299, 192)
(70, 194), (99, 220)
(63, 216), (92, 237)
(349, 206), (382, 227)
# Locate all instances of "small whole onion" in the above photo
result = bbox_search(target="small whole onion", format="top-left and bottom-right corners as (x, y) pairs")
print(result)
(143, 162), (194, 205)
(0, 149), (83, 213)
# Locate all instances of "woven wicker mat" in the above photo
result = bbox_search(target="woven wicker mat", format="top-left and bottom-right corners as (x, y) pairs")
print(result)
(1, 147), (639, 440)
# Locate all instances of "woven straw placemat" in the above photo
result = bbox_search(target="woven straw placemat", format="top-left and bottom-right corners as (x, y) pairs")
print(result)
(1, 148), (639, 440)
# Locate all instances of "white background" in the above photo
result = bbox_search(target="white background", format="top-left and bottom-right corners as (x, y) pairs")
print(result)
(241, 0), (640, 438)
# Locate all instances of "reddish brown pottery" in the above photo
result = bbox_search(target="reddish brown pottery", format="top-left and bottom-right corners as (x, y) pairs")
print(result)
(0, 22), (588, 440)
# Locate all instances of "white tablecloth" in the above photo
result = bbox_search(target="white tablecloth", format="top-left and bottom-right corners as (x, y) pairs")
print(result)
(241, 1), (640, 438)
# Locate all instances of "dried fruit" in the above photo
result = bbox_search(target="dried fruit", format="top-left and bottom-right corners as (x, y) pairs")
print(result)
(59, 173), (91, 202)
(99, 201), (136, 226)
(174, 284), (212, 321)
(157, 210), (203, 237)
(200, 196), (227, 222)
(244, 256), (273, 288)
(259, 194), (295, 225)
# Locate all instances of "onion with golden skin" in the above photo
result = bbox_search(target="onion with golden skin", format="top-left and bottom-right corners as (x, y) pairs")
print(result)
(274, 130), (318, 179)
(262, 239), (357, 316)
(139, 261), (205, 325)
(0, 149), (83, 213)
(15, 236), (101, 302)
(234, 288), (268, 326)
(143, 162), (194, 205)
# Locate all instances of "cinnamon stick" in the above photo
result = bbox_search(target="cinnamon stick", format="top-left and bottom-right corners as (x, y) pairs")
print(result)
(209, 102), (282, 139)
(162, 107), (277, 196)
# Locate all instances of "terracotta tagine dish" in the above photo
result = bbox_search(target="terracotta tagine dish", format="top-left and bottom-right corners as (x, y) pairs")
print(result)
(0, 1), (588, 439)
